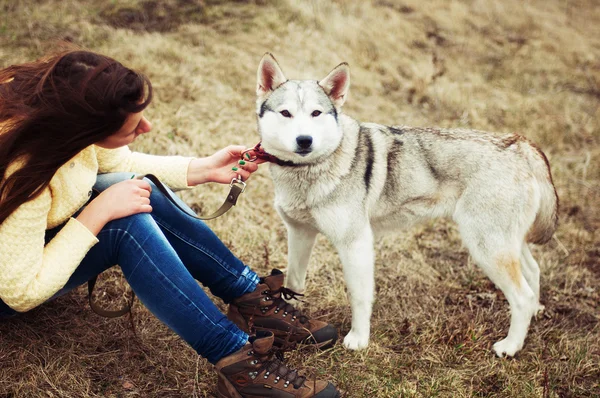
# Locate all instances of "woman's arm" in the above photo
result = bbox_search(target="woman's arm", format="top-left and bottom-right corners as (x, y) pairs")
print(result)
(96, 144), (263, 188)
(0, 188), (99, 312)
(95, 145), (193, 189)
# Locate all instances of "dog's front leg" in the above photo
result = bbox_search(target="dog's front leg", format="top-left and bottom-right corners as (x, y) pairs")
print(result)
(335, 226), (374, 350)
(283, 219), (319, 293)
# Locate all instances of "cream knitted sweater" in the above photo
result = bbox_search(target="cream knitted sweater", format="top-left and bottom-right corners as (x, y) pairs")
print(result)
(0, 144), (193, 312)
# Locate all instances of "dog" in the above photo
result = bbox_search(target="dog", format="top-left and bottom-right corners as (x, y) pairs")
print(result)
(254, 53), (558, 357)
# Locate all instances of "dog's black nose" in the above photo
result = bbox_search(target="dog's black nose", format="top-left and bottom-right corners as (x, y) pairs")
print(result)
(296, 135), (313, 149)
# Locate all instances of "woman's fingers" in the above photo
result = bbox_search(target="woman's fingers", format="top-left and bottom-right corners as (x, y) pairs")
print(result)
(238, 159), (259, 173)
(131, 179), (152, 193)
(138, 196), (152, 213)
(246, 162), (260, 172)
(136, 186), (150, 197)
(140, 204), (153, 213)
(231, 167), (250, 181)
(232, 157), (262, 182)
(229, 144), (247, 154)
(241, 149), (268, 164)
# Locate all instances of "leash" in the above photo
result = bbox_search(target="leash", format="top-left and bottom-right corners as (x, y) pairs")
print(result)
(141, 173), (246, 220)
(88, 171), (248, 318)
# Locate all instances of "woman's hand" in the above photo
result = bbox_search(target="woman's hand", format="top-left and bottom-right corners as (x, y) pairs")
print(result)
(76, 179), (152, 235)
(187, 145), (266, 186)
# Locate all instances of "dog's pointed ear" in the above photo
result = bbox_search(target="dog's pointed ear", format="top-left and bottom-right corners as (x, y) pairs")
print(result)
(319, 63), (350, 108)
(257, 53), (287, 99)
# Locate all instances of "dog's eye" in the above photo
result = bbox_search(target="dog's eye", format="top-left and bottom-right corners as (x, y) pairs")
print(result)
(311, 110), (322, 117)
(280, 110), (292, 118)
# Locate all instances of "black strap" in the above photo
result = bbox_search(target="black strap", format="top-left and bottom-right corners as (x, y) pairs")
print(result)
(88, 173), (246, 318)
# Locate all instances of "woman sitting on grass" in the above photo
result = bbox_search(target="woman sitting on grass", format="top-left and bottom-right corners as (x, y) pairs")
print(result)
(0, 48), (339, 398)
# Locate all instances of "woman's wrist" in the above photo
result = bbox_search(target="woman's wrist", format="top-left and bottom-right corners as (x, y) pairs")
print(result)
(187, 157), (211, 186)
(75, 200), (110, 235)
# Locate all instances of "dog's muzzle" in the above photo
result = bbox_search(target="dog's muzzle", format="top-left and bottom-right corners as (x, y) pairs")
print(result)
(295, 135), (313, 155)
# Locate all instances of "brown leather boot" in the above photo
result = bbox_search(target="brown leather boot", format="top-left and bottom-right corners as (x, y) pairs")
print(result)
(227, 270), (337, 350)
(215, 331), (340, 398)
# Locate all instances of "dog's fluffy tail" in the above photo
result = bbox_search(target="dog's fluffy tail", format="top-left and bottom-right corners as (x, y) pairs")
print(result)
(524, 142), (559, 244)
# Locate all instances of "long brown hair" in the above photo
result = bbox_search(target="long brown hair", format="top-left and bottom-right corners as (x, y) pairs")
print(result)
(0, 48), (152, 225)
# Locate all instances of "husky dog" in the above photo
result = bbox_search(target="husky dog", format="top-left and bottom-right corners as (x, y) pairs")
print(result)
(254, 53), (558, 357)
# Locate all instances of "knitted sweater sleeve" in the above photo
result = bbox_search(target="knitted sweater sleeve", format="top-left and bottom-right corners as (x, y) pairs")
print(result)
(0, 187), (99, 312)
(95, 145), (193, 189)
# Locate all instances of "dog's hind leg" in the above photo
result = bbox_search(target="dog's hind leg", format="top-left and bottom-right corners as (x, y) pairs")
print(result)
(283, 219), (319, 294)
(335, 226), (375, 350)
(468, 246), (537, 356)
(455, 184), (540, 357)
(520, 244), (544, 314)
(458, 221), (537, 357)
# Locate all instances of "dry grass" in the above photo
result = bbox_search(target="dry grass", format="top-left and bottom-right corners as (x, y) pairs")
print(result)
(1, 0), (599, 397)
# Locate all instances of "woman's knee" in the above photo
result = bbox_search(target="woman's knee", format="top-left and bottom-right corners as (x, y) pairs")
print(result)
(104, 212), (159, 241)
(100, 212), (166, 266)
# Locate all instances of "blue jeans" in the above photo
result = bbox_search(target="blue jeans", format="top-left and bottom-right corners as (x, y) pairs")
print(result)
(0, 173), (259, 364)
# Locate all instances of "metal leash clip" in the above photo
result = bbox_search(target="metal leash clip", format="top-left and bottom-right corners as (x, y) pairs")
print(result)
(230, 176), (246, 193)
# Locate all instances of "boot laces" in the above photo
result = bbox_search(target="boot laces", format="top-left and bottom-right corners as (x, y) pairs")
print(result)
(257, 347), (306, 389)
(268, 287), (309, 324)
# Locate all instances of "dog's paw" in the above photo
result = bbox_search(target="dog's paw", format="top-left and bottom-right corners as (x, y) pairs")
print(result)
(343, 330), (369, 350)
(285, 275), (306, 294)
(493, 338), (522, 358)
(285, 282), (305, 294)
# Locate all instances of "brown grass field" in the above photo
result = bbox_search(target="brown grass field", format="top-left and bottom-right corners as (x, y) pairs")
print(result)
(1, 0), (599, 397)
